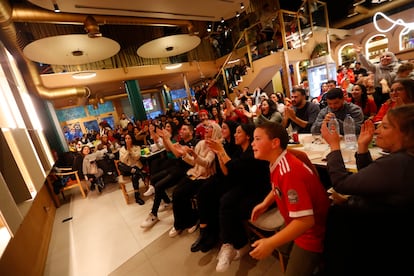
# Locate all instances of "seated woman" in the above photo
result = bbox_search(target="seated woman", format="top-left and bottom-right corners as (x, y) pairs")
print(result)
(372, 78), (414, 123)
(168, 121), (222, 238)
(321, 104), (414, 275)
(254, 98), (282, 125)
(81, 145), (105, 193)
(349, 83), (377, 120)
(190, 120), (240, 253)
(117, 134), (145, 205)
(223, 98), (249, 124)
(95, 136), (119, 184)
(206, 123), (271, 273)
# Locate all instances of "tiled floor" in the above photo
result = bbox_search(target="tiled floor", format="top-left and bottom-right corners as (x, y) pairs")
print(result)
(44, 180), (282, 276)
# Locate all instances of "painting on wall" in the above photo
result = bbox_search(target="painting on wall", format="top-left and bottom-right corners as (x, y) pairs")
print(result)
(83, 120), (99, 134)
(63, 122), (83, 142)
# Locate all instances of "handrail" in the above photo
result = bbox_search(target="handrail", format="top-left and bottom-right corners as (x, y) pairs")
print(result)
(212, 0), (330, 98)
(214, 21), (261, 81)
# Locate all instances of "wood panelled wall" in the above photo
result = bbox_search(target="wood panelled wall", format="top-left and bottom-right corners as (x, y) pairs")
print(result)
(0, 185), (56, 276)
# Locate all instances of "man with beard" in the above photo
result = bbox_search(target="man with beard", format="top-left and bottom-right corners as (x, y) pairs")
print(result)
(282, 87), (320, 133)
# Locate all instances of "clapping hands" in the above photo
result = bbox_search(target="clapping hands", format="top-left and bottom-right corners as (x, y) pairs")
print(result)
(357, 120), (375, 152)
(205, 138), (224, 154)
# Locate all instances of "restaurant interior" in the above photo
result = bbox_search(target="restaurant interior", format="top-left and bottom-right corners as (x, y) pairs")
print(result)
(1, 0), (414, 274)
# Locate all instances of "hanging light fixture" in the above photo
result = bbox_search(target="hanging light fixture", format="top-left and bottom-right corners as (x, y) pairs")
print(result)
(236, 12), (240, 18)
(84, 15), (102, 38)
(240, 2), (245, 9)
(221, 17), (225, 23)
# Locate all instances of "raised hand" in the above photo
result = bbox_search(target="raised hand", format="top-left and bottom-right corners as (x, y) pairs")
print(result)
(321, 121), (340, 151)
(205, 138), (223, 153)
(357, 120), (375, 152)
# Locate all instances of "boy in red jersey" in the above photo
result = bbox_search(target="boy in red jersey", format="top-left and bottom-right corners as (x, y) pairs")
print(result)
(250, 121), (330, 276)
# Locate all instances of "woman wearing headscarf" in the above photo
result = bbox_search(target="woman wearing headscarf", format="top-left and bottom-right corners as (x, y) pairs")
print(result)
(356, 46), (400, 107)
(168, 121), (223, 238)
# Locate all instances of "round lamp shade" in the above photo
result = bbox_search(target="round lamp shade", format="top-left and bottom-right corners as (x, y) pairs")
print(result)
(23, 34), (120, 65)
(137, 34), (201, 58)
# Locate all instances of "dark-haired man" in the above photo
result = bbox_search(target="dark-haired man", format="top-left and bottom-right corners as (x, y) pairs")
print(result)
(282, 87), (320, 133)
(311, 88), (364, 135)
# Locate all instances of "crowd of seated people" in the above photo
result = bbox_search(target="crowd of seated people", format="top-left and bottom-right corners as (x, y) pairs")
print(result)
(59, 63), (414, 273)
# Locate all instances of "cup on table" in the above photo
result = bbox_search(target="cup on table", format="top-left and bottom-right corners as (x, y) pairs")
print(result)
(300, 134), (314, 151)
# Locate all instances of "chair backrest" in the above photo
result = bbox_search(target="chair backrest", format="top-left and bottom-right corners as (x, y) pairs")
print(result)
(287, 148), (319, 177)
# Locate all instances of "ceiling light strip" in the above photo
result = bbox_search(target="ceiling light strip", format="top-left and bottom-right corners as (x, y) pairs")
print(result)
(165, 63), (182, 70)
(74, 5), (215, 19)
(72, 71), (97, 79)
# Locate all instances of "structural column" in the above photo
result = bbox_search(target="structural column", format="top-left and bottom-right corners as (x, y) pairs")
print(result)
(125, 80), (147, 121)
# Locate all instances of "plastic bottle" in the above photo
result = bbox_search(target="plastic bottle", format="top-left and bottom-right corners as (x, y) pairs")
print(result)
(343, 114), (357, 150)
(328, 114), (340, 134)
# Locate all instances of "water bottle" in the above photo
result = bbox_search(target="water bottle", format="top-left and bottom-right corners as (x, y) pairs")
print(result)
(328, 114), (340, 134)
(343, 114), (357, 150)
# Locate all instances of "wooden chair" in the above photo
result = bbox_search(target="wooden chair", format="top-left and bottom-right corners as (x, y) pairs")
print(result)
(114, 160), (141, 204)
(246, 148), (320, 273)
(46, 168), (89, 207)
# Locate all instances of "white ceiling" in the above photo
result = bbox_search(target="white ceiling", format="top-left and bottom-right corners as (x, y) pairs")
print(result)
(22, 0), (249, 108)
(28, 0), (249, 22)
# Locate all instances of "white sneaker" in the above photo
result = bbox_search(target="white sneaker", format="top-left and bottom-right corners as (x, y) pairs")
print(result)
(216, 243), (237, 273)
(187, 224), (199, 234)
(143, 185), (155, 196)
(158, 202), (172, 212)
(140, 213), (159, 228)
(168, 227), (182, 238)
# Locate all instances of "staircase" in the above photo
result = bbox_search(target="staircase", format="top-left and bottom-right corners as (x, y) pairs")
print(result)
(235, 29), (337, 91)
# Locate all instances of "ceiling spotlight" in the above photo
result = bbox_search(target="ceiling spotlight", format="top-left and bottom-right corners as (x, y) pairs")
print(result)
(236, 12), (240, 18)
(221, 17), (225, 23)
(84, 15), (102, 38)
(53, 3), (60, 12)
(240, 2), (245, 9)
